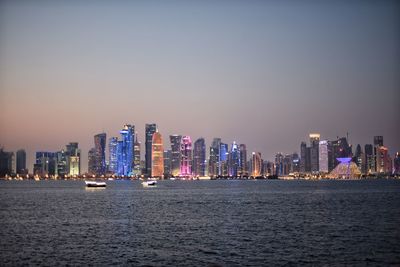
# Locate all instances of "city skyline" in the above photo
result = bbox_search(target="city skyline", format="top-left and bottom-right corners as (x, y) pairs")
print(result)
(1, 1), (399, 172)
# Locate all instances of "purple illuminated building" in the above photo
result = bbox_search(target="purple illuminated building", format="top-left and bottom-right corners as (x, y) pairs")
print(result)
(180, 136), (192, 176)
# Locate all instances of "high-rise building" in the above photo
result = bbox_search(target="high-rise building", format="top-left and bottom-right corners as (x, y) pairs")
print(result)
(219, 143), (229, 176)
(394, 152), (400, 175)
(300, 142), (307, 173)
(170, 135), (182, 176)
(310, 133), (320, 173)
(252, 152), (262, 177)
(56, 150), (67, 177)
(16, 149), (27, 175)
(376, 146), (391, 174)
(151, 131), (164, 177)
(208, 138), (221, 177)
(119, 125), (134, 176)
(117, 140), (124, 175)
(193, 138), (206, 177)
(109, 137), (118, 174)
(374, 136), (384, 147)
(33, 152), (57, 177)
(94, 133), (107, 175)
(364, 144), (374, 174)
(319, 140), (329, 173)
(133, 133), (141, 176)
(291, 153), (300, 173)
(66, 142), (80, 176)
(163, 150), (172, 176)
(0, 149), (14, 177)
(229, 142), (240, 177)
(329, 137), (351, 171)
(353, 144), (363, 171)
(275, 153), (284, 176)
(239, 144), (247, 176)
(88, 148), (96, 175)
(145, 124), (157, 176)
(180, 136), (192, 176)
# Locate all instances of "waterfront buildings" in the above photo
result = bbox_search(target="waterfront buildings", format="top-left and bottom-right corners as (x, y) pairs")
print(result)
(163, 150), (172, 176)
(394, 152), (400, 175)
(219, 142), (228, 176)
(239, 144), (247, 176)
(180, 136), (192, 176)
(16, 149), (27, 175)
(0, 148), (14, 177)
(133, 134), (141, 176)
(145, 124), (157, 176)
(151, 131), (164, 177)
(120, 125), (134, 176)
(193, 138), (206, 177)
(208, 138), (221, 177)
(94, 133), (107, 175)
(170, 135), (182, 177)
(229, 142), (240, 177)
(252, 152), (262, 177)
(108, 137), (118, 175)
(319, 140), (329, 173)
(310, 133), (320, 173)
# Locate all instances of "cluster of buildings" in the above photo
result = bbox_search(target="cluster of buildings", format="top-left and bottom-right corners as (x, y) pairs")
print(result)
(1, 126), (399, 179)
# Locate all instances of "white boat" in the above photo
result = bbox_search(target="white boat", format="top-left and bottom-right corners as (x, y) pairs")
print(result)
(85, 181), (106, 188)
(142, 180), (157, 187)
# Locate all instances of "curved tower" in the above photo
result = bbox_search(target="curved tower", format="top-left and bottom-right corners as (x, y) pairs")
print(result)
(151, 131), (164, 178)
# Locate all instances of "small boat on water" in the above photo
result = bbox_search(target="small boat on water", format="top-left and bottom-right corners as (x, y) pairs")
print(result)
(142, 180), (157, 187)
(85, 181), (107, 188)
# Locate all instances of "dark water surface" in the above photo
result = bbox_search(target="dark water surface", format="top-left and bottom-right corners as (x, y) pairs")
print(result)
(1, 180), (400, 266)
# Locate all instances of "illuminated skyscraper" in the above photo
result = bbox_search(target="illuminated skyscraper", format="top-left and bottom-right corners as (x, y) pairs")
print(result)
(94, 133), (107, 175)
(133, 133), (141, 175)
(376, 146), (391, 174)
(208, 138), (221, 177)
(66, 142), (80, 176)
(108, 137), (118, 174)
(151, 131), (164, 177)
(252, 152), (262, 177)
(239, 144), (247, 176)
(319, 140), (329, 173)
(120, 125), (134, 176)
(180, 136), (192, 176)
(145, 123), (157, 176)
(229, 142), (240, 177)
(275, 153), (284, 176)
(310, 133), (320, 173)
(163, 150), (172, 176)
(193, 138), (206, 176)
(170, 135), (182, 176)
(34, 152), (56, 176)
(364, 144), (374, 174)
(219, 143), (228, 176)
(88, 148), (96, 175)
(16, 149), (27, 175)
(394, 152), (400, 175)
(117, 140), (123, 175)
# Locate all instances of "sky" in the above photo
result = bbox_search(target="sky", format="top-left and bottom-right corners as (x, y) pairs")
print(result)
(0, 0), (399, 173)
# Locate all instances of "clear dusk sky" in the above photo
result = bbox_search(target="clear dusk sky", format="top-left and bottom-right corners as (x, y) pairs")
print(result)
(0, 0), (399, 172)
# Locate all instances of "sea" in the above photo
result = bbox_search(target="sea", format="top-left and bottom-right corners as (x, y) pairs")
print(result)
(1, 179), (399, 266)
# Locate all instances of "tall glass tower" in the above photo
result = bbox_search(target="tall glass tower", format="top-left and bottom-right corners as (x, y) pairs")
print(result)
(209, 138), (221, 177)
(193, 138), (206, 176)
(239, 144), (247, 176)
(133, 133), (141, 176)
(170, 135), (182, 177)
(229, 142), (240, 177)
(109, 137), (118, 174)
(94, 133), (106, 175)
(180, 136), (192, 177)
(145, 123), (157, 177)
(120, 125), (134, 176)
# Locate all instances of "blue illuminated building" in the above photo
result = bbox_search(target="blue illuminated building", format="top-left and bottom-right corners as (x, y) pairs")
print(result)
(229, 142), (240, 177)
(120, 124), (135, 176)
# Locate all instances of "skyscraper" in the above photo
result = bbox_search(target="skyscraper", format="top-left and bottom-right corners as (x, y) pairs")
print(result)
(88, 148), (96, 175)
(239, 144), (247, 176)
(66, 142), (80, 176)
(34, 152), (56, 177)
(310, 133), (320, 173)
(252, 152), (262, 177)
(94, 133), (107, 175)
(170, 135), (182, 176)
(133, 133), (141, 176)
(353, 144), (363, 170)
(275, 153), (284, 176)
(163, 150), (172, 177)
(364, 144), (374, 174)
(394, 152), (400, 175)
(117, 140), (124, 175)
(16, 149), (27, 175)
(208, 138), (221, 177)
(120, 125), (134, 176)
(193, 138), (206, 177)
(108, 137), (118, 174)
(145, 123), (157, 176)
(0, 148), (14, 177)
(319, 140), (329, 173)
(180, 136), (192, 176)
(151, 131), (164, 177)
(219, 142), (228, 176)
(229, 142), (240, 177)
(374, 136), (384, 146)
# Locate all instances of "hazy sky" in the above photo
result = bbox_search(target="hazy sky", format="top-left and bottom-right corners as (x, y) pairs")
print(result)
(0, 0), (399, 172)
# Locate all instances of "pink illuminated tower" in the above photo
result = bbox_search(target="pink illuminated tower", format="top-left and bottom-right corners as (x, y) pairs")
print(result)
(180, 136), (192, 177)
